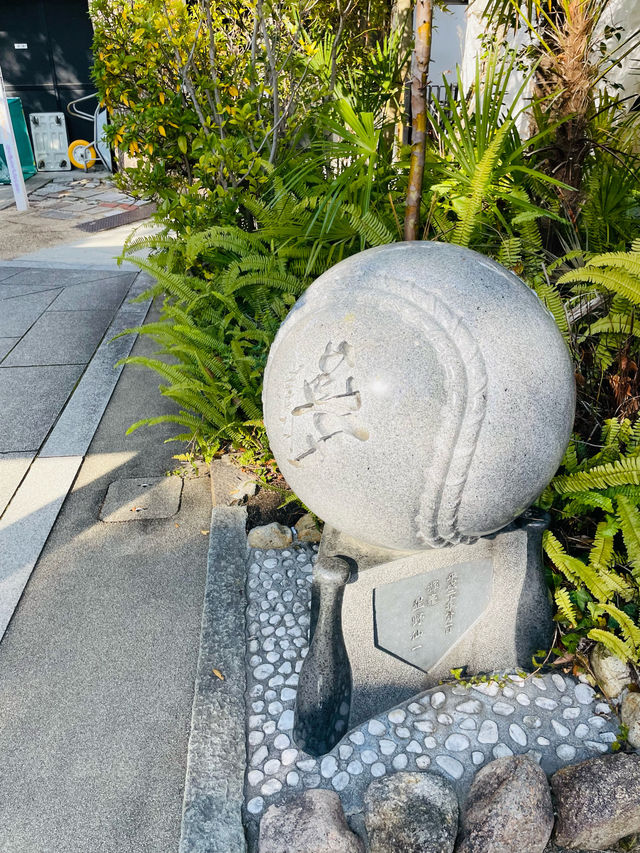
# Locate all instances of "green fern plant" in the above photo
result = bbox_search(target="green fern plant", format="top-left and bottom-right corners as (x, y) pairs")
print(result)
(539, 417), (640, 661)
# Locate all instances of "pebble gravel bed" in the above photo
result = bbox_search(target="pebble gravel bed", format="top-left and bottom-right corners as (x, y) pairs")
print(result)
(243, 542), (621, 831)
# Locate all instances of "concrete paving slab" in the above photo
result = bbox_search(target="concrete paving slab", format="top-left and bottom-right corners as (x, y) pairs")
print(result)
(0, 267), (21, 282)
(40, 275), (152, 458)
(0, 364), (84, 451)
(0, 455), (83, 638)
(0, 283), (62, 300)
(2, 309), (115, 366)
(100, 476), (183, 522)
(2, 268), (103, 288)
(0, 337), (18, 360)
(49, 276), (134, 312)
(0, 288), (62, 337)
(0, 452), (35, 516)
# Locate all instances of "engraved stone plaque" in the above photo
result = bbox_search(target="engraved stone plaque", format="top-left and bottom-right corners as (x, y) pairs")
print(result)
(373, 559), (493, 673)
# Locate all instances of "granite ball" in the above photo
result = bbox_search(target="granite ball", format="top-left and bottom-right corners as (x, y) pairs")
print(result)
(263, 242), (575, 552)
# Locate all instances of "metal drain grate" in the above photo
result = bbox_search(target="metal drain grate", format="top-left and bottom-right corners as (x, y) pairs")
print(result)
(76, 202), (156, 232)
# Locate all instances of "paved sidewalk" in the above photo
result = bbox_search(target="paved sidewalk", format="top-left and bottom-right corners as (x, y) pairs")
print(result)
(0, 229), (211, 851)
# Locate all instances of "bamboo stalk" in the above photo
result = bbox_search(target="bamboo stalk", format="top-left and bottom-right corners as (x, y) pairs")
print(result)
(403, 0), (433, 241)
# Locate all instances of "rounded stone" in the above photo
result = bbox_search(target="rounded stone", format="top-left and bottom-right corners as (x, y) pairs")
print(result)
(264, 759), (281, 775)
(247, 796), (264, 815)
(332, 771), (350, 791)
(392, 753), (408, 770)
(248, 769), (264, 786)
(286, 771), (300, 786)
(263, 242), (575, 551)
(368, 719), (386, 736)
(388, 709), (406, 724)
(274, 734), (290, 750)
(379, 739), (396, 755)
(556, 744), (576, 760)
(436, 755), (464, 780)
(575, 683), (596, 705)
(444, 733), (470, 752)
(508, 724), (527, 746)
(321, 756), (338, 778)
(370, 762), (386, 777)
(478, 720), (499, 744)
(261, 778), (283, 796)
(347, 759), (364, 775)
(281, 748), (298, 766)
(361, 749), (378, 765)
(416, 755), (431, 770)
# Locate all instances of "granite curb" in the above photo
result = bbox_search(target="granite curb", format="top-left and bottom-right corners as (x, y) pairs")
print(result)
(179, 505), (249, 853)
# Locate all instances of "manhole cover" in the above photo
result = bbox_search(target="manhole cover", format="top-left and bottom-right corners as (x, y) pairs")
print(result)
(99, 476), (182, 522)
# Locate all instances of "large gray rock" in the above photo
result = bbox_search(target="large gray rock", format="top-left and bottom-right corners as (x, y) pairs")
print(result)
(263, 242), (575, 552)
(622, 692), (640, 748)
(551, 754), (640, 849)
(364, 771), (458, 853)
(247, 522), (293, 549)
(590, 643), (631, 699)
(458, 756), (553, 853)
(258, 789), (364, 853)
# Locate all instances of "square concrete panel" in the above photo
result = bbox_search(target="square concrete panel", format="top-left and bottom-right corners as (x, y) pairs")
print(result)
(100, 477), (183, 522)
(0, 283), (62, 300)
(50, 278), (133, 312)
(0, 338), (18, 361)
(0, 268), (22, 282)
(1, 269), (94, 289)
(2, 310), (115, 367)
(0, 365), (85, 452)
(0, 289), (62, 338)
(0, 452), (35, 515)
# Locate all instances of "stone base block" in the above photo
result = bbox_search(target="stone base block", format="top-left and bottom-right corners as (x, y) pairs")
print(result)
(320, 513), (554, 728)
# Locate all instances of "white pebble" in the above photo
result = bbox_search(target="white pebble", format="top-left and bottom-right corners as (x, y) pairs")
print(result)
(281, 748), (298, 766)
(264, 757), (281, 775)
(296, 759), (317, 772)
(416, 755), (431, 769)
(588, 716), (607, 730)
(600, 731), (617, 743)
(361, 749), (378, 765)
(424, 737), (437, 749)
(532, 677), (547, 691)
(393, 754), (408, 770)
(249, 731), (264, 746)
(556, 744), (576, 760)
(332, 771), (350, 791)
(503, 687), (515, 698)
(431, 691), (446, 708)
(396, 726), (411, 738)
(575, 684), (596, 705)
(268, 701), (283, 715)
(478, 720), (499, 744)
(281, 688), (296, 702)
(274, 734), (290, 750)
(459, 718), (477, 731)
(436, 755), (464, 779)
(444, 734), (469, 752)
(552, 720), (570, 737)
(388, 709), (406, 724)
(368, 719), (386, 736)
(562, 707), (580, 720)
(407, 739), (423, 753)
(321, 756), (338, 778)
(339, 744), (353, 760)
(493, 702), (515, 716)
(263, 721), (276, 735)
(437, 714), (453, 726)
(261, 779), (282, 795)
(585, 740), (608, 753)
(472, 751), (484, 765)
(254, 664), (274, 681)
(263, 558), (278, 569)
(456, 700), (482, 714)
(595, 702), (610, 714)
(414, 720), (436, 733)
(575, 723), (589, 739)
(349, 731), (365, 745)
(537, 736), (550, 746)
(493, 743), (513, 759)
(251, 745), (268, 767)
(286, 771), (299, 786)
(535, 697), (558, 711)
(248, 769), (264, 786)
(379, 739), (396, 755)
(278, 710), (294, 731)
(516, 693), (531, 706)
(472, 681), (499, 697)
(247, 797), (264, 814)
(371, 762), (386, 777)
(523, 716), (542, 729)
(552, 674), (566, 692)
(509, 724), (527, 746)
(408, 703), (423, 714)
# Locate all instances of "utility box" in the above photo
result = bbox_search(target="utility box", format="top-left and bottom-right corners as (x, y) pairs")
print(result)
(29, 112), (71, 170)
(0, 96), (36, 183)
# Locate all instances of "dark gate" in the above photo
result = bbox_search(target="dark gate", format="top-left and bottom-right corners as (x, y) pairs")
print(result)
(0, 0), (95, 143)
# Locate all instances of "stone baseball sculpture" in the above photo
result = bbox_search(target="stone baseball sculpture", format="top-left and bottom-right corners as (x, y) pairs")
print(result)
(263, 242), (575, 552)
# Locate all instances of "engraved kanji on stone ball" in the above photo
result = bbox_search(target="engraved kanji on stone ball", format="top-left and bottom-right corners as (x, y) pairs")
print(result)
(263, 242), (575, 552)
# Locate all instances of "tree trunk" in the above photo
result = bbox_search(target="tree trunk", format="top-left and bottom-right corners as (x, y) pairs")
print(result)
(403, 0), (433, 241)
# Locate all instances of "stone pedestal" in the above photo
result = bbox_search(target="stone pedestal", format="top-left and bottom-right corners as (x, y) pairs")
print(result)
(318, 511), (553, 728)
